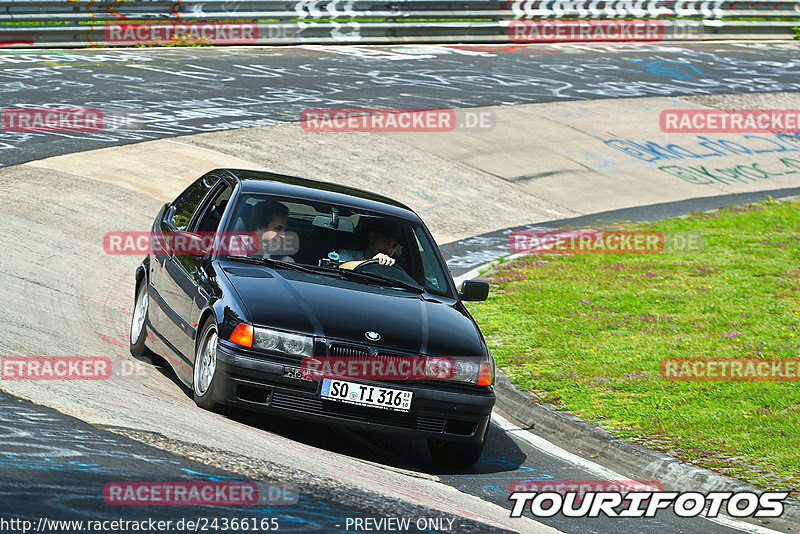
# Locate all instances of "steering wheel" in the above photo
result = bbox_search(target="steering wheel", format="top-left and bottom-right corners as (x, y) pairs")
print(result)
(352, 258), (402, 272)
(352, 258), (381, 269)
(352, 259), (420, 286)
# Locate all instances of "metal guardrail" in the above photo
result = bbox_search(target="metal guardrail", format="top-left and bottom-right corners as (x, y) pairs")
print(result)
(0, 1), (797, 47)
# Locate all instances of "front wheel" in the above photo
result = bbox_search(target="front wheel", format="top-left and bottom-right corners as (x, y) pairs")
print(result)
(130, 282), (149, 357)
(427, 424), (489, 469)
(193, 320), (221, 411)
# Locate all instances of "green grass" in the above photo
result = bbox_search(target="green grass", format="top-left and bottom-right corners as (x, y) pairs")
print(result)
(468, 197), (800, 494)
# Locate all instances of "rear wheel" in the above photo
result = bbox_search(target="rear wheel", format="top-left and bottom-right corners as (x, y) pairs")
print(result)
(427, 423), (489, 469)
(129, 282), (149, 357)
(193, 320), (221, 411)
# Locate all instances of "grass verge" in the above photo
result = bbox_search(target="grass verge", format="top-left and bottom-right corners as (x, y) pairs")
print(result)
(467, 197), (800, 494)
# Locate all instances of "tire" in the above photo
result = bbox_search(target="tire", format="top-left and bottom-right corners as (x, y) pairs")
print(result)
(427, 423), (489, 469)
(193, 320), (221, 411)
(129, 282), (149, 358)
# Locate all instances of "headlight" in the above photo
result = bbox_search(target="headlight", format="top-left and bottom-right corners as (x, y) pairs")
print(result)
(450, 358), (493, 386)
(453, 360), (481, 383)
(252, 327), (313, 357)
(254, 328), (280, 351)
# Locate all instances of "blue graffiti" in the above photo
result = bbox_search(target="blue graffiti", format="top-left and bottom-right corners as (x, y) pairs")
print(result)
(464, 456), (553, 480)
(631, 60), (713, 80)
(605, 133), (800, 163)
(660, 157), (800, 185)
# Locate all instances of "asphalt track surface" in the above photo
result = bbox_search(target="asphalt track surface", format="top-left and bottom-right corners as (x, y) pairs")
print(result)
(2, 42), (800, 534)
(0, 391), (383, 533)
(2, 41), (800, 166)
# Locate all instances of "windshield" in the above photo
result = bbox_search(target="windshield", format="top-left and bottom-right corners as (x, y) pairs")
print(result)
(221, 193), (454, 297)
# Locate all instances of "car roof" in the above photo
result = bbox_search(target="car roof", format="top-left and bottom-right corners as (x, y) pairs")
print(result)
(221, 168), (421, 221)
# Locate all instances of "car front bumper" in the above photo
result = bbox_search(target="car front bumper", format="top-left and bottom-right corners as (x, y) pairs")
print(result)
(213, 343), (496, 443)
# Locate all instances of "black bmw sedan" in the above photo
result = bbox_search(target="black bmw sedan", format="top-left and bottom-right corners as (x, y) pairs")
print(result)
(130, 168), (495, 468)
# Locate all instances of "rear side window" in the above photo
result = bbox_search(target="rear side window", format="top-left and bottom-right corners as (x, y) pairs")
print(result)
(171, 175), (219, 230)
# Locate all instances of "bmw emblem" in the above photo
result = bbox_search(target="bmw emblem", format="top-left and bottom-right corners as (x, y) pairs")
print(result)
(365, 331), (381, 341)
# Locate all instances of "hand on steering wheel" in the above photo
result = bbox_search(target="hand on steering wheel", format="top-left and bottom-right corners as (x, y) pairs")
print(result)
(352, 258), (404, 273)
(371, 253), (395, 266)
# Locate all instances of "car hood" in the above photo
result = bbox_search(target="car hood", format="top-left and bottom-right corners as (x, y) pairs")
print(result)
(222, 265), (484, 356)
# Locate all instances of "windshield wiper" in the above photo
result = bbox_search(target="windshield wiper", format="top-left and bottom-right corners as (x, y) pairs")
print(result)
(336, 269), (424, 293)
(224, 255), (321, 275)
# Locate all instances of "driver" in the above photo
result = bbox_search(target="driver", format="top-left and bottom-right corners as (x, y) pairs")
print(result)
(334, 221), (400, 267)
(249, 200), (295, 262)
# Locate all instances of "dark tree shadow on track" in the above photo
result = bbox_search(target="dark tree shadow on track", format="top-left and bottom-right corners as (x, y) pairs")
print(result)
(144, 348), (527, 476)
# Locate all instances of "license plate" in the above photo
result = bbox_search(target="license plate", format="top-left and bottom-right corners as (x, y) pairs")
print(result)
(320, 378), (412, 412)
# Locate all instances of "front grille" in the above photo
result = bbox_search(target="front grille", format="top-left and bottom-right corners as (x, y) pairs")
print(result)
(374, 352), (424, 380)
(270, 392), (445, 433)
(328, 346), (424, 380)
(329, 343), (370, 358)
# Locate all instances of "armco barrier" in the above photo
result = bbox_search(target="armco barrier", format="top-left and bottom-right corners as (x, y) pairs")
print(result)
(0, 0), (797, 47)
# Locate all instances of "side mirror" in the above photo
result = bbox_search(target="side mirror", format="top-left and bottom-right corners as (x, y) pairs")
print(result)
(459, 280), (489, 302)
